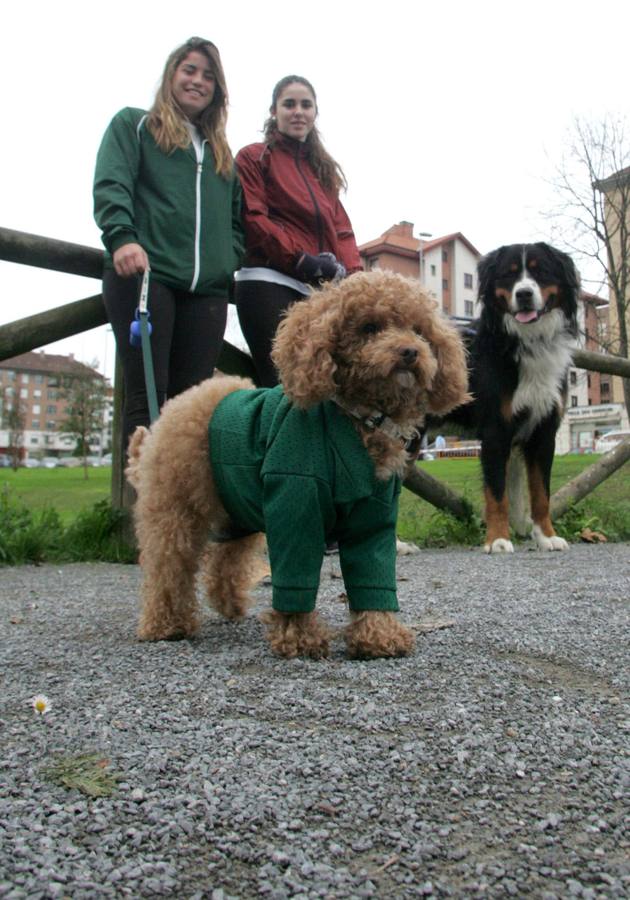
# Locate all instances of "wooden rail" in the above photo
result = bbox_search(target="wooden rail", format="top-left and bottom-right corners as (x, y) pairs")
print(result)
(1, 226), (629, 535)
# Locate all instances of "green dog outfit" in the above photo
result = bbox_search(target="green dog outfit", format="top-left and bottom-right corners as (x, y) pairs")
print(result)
(209, 385), (401, 615)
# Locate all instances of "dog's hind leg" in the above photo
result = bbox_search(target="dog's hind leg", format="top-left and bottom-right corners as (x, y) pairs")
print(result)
(201, 533), (268, 620)
(137, 522), (209, 640)
(136, 488), (212, 641)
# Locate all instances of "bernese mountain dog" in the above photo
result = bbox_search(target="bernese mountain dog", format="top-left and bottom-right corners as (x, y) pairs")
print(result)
(434, 242), (580, 553)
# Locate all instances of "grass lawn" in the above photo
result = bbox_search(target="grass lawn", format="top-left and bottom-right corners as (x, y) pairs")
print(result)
(400, 453), (630, 546)
(0, 466), (111, 525)
(2, 453), (628, 543)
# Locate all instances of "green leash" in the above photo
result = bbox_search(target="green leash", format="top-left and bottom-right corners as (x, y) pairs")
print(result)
(135, 268), (159, 424)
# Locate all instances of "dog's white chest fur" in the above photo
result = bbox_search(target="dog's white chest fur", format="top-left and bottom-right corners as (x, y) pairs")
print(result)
(507, 311), (574, 433)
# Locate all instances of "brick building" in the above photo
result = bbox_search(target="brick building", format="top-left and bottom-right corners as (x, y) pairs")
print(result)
(358, 222), (482, 319)
(0, 351), (112, 462)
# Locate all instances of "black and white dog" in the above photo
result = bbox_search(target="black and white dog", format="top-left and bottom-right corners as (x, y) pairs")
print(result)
(434, 242), (579, 553)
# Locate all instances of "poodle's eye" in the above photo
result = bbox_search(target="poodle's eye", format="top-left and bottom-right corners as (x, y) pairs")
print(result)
(361, 322), (380, 335)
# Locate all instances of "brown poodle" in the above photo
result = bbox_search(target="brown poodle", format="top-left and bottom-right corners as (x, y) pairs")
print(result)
(127, 270), (469, 659)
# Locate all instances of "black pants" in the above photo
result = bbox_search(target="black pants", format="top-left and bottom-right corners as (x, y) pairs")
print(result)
(234, 280), (305, 387)
(103, 270), (227, 448)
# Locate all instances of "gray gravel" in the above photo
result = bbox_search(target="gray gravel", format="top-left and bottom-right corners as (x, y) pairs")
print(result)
(0, 543), (628, 899)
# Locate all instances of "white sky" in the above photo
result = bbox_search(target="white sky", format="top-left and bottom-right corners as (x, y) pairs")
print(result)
(1, 0), (628, 381)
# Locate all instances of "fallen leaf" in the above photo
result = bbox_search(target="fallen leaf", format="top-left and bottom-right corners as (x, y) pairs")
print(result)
(580, 527), (607, 543)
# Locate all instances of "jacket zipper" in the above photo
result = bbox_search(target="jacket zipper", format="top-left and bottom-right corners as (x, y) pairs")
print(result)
(190, 139), (206, 292)
(294, 144), (324, 252)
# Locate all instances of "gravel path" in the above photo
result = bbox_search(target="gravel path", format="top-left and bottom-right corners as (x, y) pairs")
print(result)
(1, 543), (628, 899)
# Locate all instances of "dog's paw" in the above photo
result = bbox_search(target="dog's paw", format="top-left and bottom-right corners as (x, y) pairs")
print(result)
(531, 525), (569, 552)
(260, 610), (330, 660)
(345, 611), (415, 659)
(396, 539), (419, 555)
(137, 626), (191, 641)
(484, 538), (514, 554)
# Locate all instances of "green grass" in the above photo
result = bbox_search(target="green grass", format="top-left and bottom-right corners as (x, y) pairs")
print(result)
(398, 453), (630, 547)
(0, 453), (627, 564)
(0, 466), (111, 525)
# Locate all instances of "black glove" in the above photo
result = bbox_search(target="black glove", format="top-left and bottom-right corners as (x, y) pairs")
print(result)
(295, 252), (345, 284)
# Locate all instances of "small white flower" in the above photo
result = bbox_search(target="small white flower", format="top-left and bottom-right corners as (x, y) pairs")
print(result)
(30, 694), (51, 715)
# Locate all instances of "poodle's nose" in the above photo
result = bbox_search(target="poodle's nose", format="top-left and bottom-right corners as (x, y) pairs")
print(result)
(400, 347), (418, 366)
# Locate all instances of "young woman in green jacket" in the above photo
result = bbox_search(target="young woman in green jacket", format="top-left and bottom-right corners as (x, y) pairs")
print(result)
(94, 37), (244, 448)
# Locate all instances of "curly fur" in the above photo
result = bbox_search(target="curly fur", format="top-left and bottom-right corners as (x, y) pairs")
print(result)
(130, 270), (469, 658)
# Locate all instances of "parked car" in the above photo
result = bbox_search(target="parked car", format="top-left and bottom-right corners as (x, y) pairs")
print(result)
(594, 430), (630, 454)
(0, 454), (12, 468)
(41, 457), (59, 468)
(57, 457), (81, 468)
(100, 453), (112, 466)
(21, 458), (41, 468)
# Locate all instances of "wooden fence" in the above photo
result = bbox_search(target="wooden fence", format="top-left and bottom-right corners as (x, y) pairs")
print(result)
(1, 226), (629, 538)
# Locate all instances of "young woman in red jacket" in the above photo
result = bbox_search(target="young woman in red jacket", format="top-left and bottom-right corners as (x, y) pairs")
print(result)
(234, 75), (362, 387)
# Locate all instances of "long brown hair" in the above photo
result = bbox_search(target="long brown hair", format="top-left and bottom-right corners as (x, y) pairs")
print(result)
(263, 75), (347, 194)
(147, 37), (233, 178)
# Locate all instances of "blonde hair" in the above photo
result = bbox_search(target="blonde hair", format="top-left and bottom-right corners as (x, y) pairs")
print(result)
(147, 37), (233, 178)
(264, 75), (347, 195)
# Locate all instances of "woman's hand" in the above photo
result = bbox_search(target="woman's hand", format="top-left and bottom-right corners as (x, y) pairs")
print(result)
(113, 243), (149, 277)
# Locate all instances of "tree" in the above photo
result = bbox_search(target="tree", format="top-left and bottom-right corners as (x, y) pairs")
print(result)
(0, 384), (26, 469)
(547, 114), (630, 417)
(57, 362), (108, 478)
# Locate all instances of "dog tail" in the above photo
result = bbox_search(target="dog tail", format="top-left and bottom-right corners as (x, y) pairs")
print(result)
(125, 426), (149, 489)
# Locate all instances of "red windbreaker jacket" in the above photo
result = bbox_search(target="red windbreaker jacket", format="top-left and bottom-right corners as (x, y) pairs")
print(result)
(235, 135), (362, 277)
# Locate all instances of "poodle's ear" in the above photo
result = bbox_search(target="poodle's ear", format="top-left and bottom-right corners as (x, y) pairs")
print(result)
(417, 306), (471, 415)
(272, 292), (340, 408)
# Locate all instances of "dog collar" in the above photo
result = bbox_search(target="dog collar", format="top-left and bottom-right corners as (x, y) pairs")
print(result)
(332, 396), (423, 450)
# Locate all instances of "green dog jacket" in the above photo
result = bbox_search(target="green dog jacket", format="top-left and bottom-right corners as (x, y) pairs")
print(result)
(209, 385), (401, 615)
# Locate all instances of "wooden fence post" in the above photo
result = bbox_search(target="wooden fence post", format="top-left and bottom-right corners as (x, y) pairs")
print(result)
(507, 449), (530, 537)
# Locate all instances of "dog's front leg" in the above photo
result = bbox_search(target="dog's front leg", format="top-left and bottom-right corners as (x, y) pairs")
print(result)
(260, 610), (331, 659)
(344, 611), (415, 659)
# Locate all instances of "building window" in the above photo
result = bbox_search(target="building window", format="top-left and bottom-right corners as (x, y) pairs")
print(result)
(464, 273), (473, 289)
(442, 250), (448, 262)
(31, 420), (40, 428)
(601, 382), (610, 395)
(48, 389), (60, 400)
(46, 405), (57, 415)
(20, 388), (28, 399)
(587, 374), (591, 387)
(22, 374), (29, 384)
(48, 376), (59, 387)
(32, 404), (40, 415)
(33, 389), (41, 398)
(369, 257), (380, 270)
(46, 421), (56, 430)
(570, 371), (577, 385)
(464, 300), (474, 317)
(6, 370), (16, 381)
(34, 374), (44, 384)
(442, 279), (448, 292)
(430, 264), (436, 276)
(30, 437), (39, 444)
(570, 395), (578, 407)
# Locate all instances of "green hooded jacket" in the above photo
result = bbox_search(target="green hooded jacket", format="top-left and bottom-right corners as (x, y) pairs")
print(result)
(93, 107), (244, 297)
(209, 386), (401, 615)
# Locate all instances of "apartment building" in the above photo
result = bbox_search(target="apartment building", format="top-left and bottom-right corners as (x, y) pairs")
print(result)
(358, 222), (482, 320)
(0, 350), (113, 462)
(594, 164), (630, 409)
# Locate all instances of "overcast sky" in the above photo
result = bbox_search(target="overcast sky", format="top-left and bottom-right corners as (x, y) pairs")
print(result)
(2, 0), (628, 381)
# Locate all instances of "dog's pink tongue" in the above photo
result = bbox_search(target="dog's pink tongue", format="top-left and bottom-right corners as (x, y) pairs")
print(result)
(515, 310), (538, 324)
